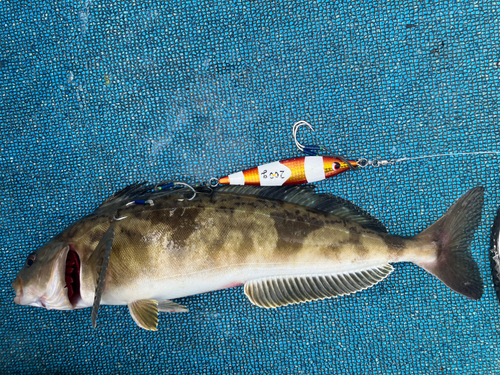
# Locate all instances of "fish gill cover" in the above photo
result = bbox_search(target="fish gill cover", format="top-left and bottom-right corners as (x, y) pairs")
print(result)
(1, 0), (500, 374)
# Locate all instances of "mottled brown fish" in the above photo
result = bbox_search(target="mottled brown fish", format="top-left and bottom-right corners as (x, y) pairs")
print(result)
(12, 185), (484, 331)
(489, 207), (500, 303)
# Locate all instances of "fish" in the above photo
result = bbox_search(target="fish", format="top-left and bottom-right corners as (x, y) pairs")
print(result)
(12, 184), (485, 331)
(489, 207), (500, 303)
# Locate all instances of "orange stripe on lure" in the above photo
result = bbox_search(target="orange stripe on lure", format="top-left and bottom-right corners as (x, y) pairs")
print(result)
(218, 156), (357, 186)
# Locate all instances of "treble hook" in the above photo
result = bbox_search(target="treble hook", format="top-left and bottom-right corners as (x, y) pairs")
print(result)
(292, 121), (358, 171)
(292, 121), (315, 152)
(173, 182), (197, 201)
(153, 181), (197, 201)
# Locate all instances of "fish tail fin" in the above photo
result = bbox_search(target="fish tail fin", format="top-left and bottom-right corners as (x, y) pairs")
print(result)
(416, 187), (484, 300)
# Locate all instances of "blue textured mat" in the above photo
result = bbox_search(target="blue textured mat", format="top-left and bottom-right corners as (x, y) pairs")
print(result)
(2, 1), (500, 374)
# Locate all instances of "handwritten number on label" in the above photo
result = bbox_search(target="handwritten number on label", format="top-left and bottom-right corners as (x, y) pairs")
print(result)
(261, 170), (286, 180)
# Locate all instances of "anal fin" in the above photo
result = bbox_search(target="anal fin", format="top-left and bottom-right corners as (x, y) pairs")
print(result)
(129, 299), (159, 331)
(244, 264), (394, 308)
(158, 300), (188, 313)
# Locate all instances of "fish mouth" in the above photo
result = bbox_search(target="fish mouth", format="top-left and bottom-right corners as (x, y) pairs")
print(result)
(65, 245), (81, 308)
(12, 278), (23, 304)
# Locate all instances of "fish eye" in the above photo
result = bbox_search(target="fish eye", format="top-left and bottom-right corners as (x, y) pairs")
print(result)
(26, 253), (36, 267)
(333, 162), (341, 170)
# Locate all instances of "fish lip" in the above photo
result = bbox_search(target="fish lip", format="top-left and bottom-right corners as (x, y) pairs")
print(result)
(12, 278), (23, 304)
(13, 279), (23, 296)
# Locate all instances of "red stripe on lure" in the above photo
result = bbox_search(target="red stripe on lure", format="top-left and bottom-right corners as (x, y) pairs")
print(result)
(218, 156), (357, 186)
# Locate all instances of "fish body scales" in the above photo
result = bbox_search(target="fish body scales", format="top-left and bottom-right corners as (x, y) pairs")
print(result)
(74, 194), (429, 305)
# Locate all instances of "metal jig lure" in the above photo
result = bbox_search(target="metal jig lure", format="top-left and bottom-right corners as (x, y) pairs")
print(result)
(216, 156), (356, 186)
(214, 121), (358, 187)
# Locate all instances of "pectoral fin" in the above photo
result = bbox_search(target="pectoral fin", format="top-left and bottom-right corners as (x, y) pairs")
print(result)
(244, 265), (394, 308)
(158, 300), (188, 313)
(90, 223), (115, 329)
(129, 299), (159, 331)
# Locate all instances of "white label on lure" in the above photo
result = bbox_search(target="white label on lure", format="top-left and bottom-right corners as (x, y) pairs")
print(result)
(227, 171), (245, 185)
(304, 156), (325, 182)
(258, 161), (292, 186)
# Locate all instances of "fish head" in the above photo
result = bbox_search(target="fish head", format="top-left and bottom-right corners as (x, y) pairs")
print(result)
(12, 241), (81, 310)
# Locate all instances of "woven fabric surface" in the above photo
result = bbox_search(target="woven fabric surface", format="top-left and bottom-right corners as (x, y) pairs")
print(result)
(2, 1), (500, 374)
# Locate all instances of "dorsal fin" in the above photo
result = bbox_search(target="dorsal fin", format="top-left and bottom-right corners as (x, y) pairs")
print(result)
(215, 185), (387, 232)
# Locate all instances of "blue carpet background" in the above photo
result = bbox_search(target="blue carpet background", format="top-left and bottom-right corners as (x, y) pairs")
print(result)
(2, 0), (500, 373)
